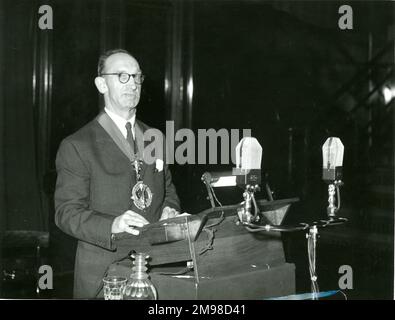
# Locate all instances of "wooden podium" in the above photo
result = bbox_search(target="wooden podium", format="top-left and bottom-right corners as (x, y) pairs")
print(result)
(108, 199), (297, 299)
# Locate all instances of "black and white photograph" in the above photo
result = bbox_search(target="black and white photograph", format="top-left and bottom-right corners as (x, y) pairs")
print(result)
(0, 0), (394, 302)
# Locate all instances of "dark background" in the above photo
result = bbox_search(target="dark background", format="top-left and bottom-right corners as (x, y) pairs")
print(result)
(0, 0), (394, 299)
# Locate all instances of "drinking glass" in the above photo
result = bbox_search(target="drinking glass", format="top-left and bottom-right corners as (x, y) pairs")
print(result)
(103, 276), (127, 300)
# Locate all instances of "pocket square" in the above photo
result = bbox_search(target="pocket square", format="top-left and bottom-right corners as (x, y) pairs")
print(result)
(155, 159), (164, 172)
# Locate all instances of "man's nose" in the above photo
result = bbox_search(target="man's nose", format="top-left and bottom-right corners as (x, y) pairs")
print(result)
(125, 81), (138, 90)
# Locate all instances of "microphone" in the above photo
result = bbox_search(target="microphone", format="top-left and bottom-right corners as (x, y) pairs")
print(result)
(322, 137), (344, 183)
(235, 137), (262, 170)
(322, 137), (344, 219)
(233, 137), (262, 187)
(233, 137), (263, 224)
(201, 137), (264, 223)
(202, 137), (263, 188)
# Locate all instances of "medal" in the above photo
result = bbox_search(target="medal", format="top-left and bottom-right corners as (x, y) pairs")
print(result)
(131, 181), (153, 210)
(130, 158), (153, 210)
(132, 158), (142, 181)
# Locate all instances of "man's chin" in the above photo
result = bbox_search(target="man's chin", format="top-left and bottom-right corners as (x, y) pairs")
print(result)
(121, 104), (137, 112)
(122, 97), (139, 109)
(121, 99), (138, 109)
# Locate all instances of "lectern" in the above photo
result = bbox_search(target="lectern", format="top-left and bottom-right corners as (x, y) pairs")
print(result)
(107, 199), (297, 299)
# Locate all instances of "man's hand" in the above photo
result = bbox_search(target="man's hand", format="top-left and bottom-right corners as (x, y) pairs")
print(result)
(160, 206), (180, 221)
(111, 210), (149, 235)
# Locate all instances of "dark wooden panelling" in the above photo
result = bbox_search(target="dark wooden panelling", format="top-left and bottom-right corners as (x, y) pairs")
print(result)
(49, 0), (103, 275)
(0, 0), (5, 297)
(2, 0), (42, 230)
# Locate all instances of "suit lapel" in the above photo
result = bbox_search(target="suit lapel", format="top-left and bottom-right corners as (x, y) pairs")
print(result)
(96, 112), (134, 161)
(96, 113), (152, 181)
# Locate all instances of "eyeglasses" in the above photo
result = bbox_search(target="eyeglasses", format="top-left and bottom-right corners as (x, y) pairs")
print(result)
(100, 72), (145, 84)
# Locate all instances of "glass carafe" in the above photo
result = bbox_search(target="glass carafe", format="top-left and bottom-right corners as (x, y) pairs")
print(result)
(123, 252), (157, 300)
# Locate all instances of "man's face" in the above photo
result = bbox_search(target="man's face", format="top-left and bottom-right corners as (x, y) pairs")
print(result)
(101, 53), (142, 114)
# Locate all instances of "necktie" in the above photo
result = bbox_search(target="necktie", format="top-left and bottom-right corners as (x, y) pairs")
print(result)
(125, 122), (137, 155)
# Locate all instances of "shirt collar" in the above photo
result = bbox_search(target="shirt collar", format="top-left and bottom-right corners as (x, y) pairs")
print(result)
(104, 107), (136, 138)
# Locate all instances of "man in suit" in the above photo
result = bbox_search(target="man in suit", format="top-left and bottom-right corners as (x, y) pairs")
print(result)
(54, 49), (180, 298)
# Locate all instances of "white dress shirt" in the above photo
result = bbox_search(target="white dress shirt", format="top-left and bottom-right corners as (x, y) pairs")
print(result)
(104, 107), (136, 139)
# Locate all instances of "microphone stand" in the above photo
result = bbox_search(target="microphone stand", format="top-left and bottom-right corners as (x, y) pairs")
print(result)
(239, 179), (347, 300)
(201, 173), (216, 208)
(306, 179), (346, 299)
(239, 185), (260, 224)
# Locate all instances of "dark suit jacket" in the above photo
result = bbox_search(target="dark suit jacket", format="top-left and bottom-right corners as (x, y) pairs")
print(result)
(54, 114), (180, 298)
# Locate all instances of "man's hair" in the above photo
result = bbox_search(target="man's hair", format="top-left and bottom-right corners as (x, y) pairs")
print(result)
(97, 48), (135, 76)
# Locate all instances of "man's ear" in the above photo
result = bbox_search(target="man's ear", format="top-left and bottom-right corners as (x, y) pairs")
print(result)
(94, 76), (108, 94)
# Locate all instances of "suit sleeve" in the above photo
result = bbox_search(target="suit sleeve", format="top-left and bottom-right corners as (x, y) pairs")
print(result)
(160, 132), (181, 212)
(54, 139), (116, 251)
(161, 164), (181, 212)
